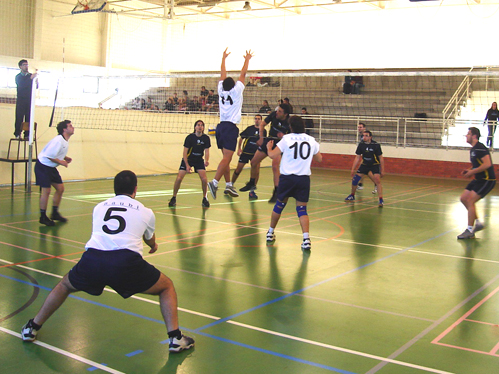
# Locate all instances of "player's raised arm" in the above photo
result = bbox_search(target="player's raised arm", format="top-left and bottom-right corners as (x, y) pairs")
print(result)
(239, 50), (253, 84)
(220, 48), (230, 81)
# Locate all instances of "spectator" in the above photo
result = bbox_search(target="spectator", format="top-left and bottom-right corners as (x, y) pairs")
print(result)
(187, 96), (201, 111)
(259, 100), (271, 114)
(132, 97), (141, 110)
(178, 98), (187, 111)
(200, 86), (209, 97)
(301, 107), (314, 135)
(275, 99), (283, 111)
(484, 101), (499, 148)
(140, 99), (146, 110)
(204, 90), (218, 112)
(352, 74), (364, 94)
(283, 98), (293, 114)
(164, 98), (175, 111)
(172, 93), (179, 105)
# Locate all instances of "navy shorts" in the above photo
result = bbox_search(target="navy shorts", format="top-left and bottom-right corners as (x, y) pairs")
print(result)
(216, 121), (239, 152)
(68, 248), (161, 299)
(238, 153), (254, 164)
(257, 138), (280, 155)
(35, 160), (63, 188)
(465, 179), (496, 198)
(357, 164), (380, 175)
(276, 174), (311, 203)
(179, 158), (205, 172)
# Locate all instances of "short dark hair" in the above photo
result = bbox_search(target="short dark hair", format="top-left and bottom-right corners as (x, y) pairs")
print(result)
(289, 116), (305, 134)
(284, 97), (290, 102)
(222, 77), (235, 91)
(114, 170), (137, 196)
(254, 114), (262, 120)
(363, 130), (373, 138)
(469, 127), (481, 138)
(358, 122), (366, 128)
(18, 59), (28, 68)
(279, 103), (291, 115)
(301, 107), (307, 111)
(56, 120), (71, 135)
(194, 119), (205, 132)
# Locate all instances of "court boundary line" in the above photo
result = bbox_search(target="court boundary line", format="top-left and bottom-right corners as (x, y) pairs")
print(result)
(0, 326), (125, 374)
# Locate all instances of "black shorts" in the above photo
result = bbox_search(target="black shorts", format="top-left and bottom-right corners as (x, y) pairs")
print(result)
(276, 174), (311, 203)
(465, 179), (496, 198)
(238, 152), (255, 164)
(68, 248), (161, 299)
(257, 138), (280, 155)
(35, 160), (63, 188)
(179, 158), (205, 172)
(357, 164), (380, 175)
(216, 121), (239, 152)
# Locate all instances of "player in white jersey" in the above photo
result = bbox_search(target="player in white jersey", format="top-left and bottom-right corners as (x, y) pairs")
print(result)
(265, 116), (322, 251)
(21, 171), (195, 353)
(35, 120), (74, 226)
(208, 48), (253, 200)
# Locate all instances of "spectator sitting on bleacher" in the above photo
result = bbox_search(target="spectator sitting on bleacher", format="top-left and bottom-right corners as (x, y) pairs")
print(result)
(164, 98), (175, 111)
(204, 90), (218, 111)
(200, 86), (209, 97)
(172, 93), (178, 105)
(187, 96), (201, 111)
(352, 75), (364, 95)
(259, 100), (271, 114)
(140, 98), (146, 110)
(178, 98), (187, 111)
(132, 97), (141, 110)
(283, 98), (293, 114)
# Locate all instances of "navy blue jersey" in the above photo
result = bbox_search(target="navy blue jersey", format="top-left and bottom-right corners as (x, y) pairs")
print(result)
(240, 125), (267, 156)
(355, 141), (383, 166)
(470, 142), (496, 180)
(264, 111), (290, 138)
(183, 133), (211, 161)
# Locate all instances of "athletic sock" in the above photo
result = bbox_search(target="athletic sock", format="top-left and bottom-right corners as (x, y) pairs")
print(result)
(40, 209), (47, 217)
(268, 227), (274, 234)
(467, 226), (473, 231)
(212, 179), (218, 187)
(226, 182), (232, 187)
(167, 329), (182, 340)
(52, 206), (59, 214)
(303, 232), (310, 239)
(475, 219), (481, 226)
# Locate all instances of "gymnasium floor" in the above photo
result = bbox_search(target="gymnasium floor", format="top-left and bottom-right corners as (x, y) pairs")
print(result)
(1, 168), (498, 374)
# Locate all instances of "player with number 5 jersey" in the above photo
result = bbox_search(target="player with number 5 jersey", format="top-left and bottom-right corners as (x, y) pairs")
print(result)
(265, 116), (322, 251)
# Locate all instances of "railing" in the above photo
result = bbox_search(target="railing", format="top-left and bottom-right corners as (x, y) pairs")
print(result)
(442, 73), (474, 135)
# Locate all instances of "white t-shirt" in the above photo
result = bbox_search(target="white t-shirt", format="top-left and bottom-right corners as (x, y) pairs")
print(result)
(277, 133), (320, 176)
(85, 195), (155, 256)
(38, 135), (69, 168)
(218, 80), (245, 124)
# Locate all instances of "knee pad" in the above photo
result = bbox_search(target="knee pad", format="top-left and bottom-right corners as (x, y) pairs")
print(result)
(273, 201), (286, 215)
(352, 174), (362, 186)
(296, 205), (307, 217)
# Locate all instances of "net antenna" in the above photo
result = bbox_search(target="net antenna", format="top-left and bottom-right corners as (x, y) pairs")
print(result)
(72, 0), (107, 14)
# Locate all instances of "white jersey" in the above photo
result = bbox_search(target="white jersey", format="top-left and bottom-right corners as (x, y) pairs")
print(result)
(277, 133), (320, 176)
(85, 195), (155, 256)
(38, 135), (69, 168)
(218, 80), (245, 124)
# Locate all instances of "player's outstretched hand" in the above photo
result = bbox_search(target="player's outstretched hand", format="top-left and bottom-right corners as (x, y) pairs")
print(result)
(244, 50), (254, 60)
(223, 48), (230, 59)
(149, 243), (158, 254)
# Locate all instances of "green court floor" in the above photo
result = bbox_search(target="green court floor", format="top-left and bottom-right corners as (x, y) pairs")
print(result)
(1, 168), (498, 374)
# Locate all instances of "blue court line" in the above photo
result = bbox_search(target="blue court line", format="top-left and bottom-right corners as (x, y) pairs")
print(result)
(195, 228), (457, 332)
(0, 273), (353, 373)
(125, 350), (143, 357)
(87, 363), (108, 371)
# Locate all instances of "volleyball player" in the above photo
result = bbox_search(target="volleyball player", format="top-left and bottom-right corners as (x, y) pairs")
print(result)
(35, 120), (74, 226)
(169, 120), (211, 208)
(21, 170), (195, 353)
(239, 103), (291, 202)
(208, 48), (253, 199)
(457, 127), (496, 239)
(230, 114), (267, 199)
(265, 116), (322, 251)
(345, 130), (385, 207)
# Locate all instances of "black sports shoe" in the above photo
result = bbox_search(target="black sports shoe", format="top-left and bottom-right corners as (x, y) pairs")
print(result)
(249, 191), (258, 200)
(169, 197), (176, 207)
(169, 334), (195, 353)
(40, 215), (55, 226)
(202, 197), (210, 208)
(21, 319), (40, 342)
(268, 188), (278, 203)
(239, 181), (256, 192)
(51, 211), (67, 222)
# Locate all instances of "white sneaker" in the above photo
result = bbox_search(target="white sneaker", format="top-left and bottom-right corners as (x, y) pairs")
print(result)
(301, 238), (311, 251)
(372, 186), (378, 194)
(266, 231), (275, 243)
(169, 334), (195, 353)
(224, 185), (239, 197)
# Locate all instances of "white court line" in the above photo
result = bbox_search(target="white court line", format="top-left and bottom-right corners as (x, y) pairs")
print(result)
(0, 326), (125, 374)
(227, 321), (456, 374)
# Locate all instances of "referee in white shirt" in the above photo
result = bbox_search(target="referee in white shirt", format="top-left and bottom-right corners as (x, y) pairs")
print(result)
(265, 116), (322, 251)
